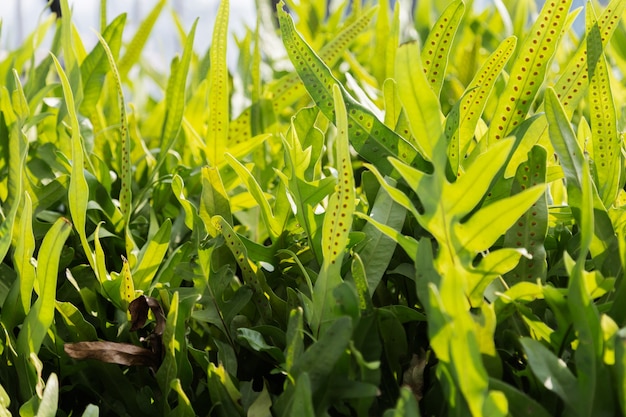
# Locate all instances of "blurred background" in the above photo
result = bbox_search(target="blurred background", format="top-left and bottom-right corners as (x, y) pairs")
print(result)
(0, 0), (257, 70)
(0, 0), (590, 71)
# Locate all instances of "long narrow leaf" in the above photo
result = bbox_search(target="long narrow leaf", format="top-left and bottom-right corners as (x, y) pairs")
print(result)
(487, 0), (573, 143)
(118, 0), (166, 77)
(16, 218), (72, 397)
(396, 42), (443, 160)
(277, 1), (427, 175)
(312, 85), (356, 333)
(420, 0), (465, 97)
(51, 54), (93, 268)
(206, 0), (229, 166)
(586, 3), (621, 207)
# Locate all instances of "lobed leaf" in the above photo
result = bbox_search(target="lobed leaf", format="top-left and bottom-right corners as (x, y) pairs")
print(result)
(457, 184), (546, 254)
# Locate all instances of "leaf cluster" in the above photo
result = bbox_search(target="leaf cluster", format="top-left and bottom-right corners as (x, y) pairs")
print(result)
(1, 0), (626, 416)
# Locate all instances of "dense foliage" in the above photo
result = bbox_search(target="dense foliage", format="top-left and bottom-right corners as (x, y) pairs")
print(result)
(1, 0), (626, 415)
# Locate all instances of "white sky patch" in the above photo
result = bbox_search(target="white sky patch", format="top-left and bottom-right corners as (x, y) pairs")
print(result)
(1, 0), (255, 70)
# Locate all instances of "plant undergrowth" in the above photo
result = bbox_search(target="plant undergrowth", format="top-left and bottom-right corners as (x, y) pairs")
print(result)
(1, 0), (626, 415)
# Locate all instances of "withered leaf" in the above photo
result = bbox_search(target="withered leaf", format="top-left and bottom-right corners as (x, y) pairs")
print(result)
(402, 351), (428, 402)
(129, 295), (166, 335)
(64, 341), (160, 369)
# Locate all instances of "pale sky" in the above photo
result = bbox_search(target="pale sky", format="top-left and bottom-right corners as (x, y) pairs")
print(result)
(0, 0), (257, 69)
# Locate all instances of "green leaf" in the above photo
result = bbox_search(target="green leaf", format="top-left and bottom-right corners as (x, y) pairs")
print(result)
(156, 291), (198, 404)
(0, 384), (10, 416)
(51, 54), (93, 268)
(616, 328), (626, 415)
(457, 185), (545, 254)
(170, 379), (195, 417)
(469, 249), (525, 303)
(212, 216), (284, 322)
(488, 379), (552, 417)
(59, 0), (82, 105)
(503, 146), (548, 284)
(395, 41), (443, 160)
(277, 1), (426, 176)
(225, 153), (281, 240)
(564, 151), (615, 416)
(312, 85), (355, 333)
(420, 0), (465, 97)
(172, 175), (198, 231)
(35, 373), (59, 417)
(118, 0), (166, 77)
(4, 168), (31, 327)
(247, 382), (272, 417)
(350, 253), (374, 313)
(290, 316), (352, 392)
(373, 0), (399, 83)
(520, 337), (579, 412)
(237, 328), (284, 363)
(290, 373), (315, 417)
(544, 87), (619, 276)
(586, 2), (621, 208)
(284, 307), (304, 373)
(133, 219), (171, 291)
(200, 166), (232, 236)
(93, 31), (133, 256)
(207, 363), (244, 417)
(16, 218), (72, 398)
(321, 85), (355, 267)
(455, 36), (516, 164)
(547, 0), (626, 118)
(383, 387), (421, 417)
(55, 301), (98, 341)
(206, 0), (229, 166)
(355, 210), (419, 262)
(11, 70), (29, 121)
(268, 5), (377, 116)
(79, 14), (126, 112)
(119, 256), (135, 311)
(160, 21), (198, 168)
(80, 404), (99, 417)
(487, 0), (573, 144)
